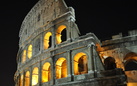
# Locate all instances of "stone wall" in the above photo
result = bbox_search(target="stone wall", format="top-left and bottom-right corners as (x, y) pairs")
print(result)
(14, 0), (128, 86)
(101, 29), (137, 85)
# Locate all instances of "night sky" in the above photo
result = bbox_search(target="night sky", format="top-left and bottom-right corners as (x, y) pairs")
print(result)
(1, 0), (137, 86)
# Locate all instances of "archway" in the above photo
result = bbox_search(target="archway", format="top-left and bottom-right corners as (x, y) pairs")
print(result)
(124, 52), (137, 86)
(42, 62), (51, 83)
(56, 58), (67, 79)
(44, 32), (52, 49)
(28, 45), (33, 59)
(32, 67), (39, 86)
(22, 50), (26, 63)
(74, 52), (88, 75)
(56, 25), (67, 44)
(25, 71), (30, 86)
(19, 75), (23, 86)
(125, 60), (137, 71)
(124, 52), (137, 71)
(104, 57), (116, 70)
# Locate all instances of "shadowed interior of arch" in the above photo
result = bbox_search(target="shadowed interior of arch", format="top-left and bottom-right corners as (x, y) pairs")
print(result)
(56, 25), (67, 44)
(124, 52), (137, 71)
(61, 28), (67, 42)
(125, 60), (137, 71)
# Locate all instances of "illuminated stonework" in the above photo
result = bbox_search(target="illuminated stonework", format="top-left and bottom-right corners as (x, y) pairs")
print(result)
(74, 52), (88, 75)
(44, 32), (52, 49)
(56, 58), (67, 79)
(100, 30), (137, 86)
(27, 45), (32, 59)
(56, 25), (67, 44)
(32, 67), (39, 85)
(25, 71), (30, 86)
(42, 62), (51, 83)
(14, 0), (127, 86)
(22, 50), (26, 63)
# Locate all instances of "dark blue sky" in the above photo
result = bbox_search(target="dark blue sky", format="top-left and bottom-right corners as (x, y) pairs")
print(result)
(1, 0), (137, 86)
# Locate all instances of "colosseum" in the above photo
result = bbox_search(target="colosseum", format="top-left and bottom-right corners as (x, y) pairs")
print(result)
(14, 0), (137, 86)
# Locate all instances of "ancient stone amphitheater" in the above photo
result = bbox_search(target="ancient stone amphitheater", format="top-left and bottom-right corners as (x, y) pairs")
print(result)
(14, 0), (137, 86)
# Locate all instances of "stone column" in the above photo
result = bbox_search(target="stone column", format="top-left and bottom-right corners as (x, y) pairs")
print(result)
(67, 50), (73, 81)
(87, 43), (96, 78)
(51, 56), (56, 85)
(29, 67), (33, 86)
(51, 27), (55, 48)
(38, 62), (42, 86)
(66, 15), (76, 41)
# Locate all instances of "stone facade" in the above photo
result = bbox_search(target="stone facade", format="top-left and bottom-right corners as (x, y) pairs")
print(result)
(14, 0), (127, 86)
(101, 30), (137, 85)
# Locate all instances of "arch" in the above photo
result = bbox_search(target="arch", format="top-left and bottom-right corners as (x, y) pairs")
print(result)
(22, 50), (26, 63)
(44, 32), (52, 49)
(74, 52), (88, 75)
(32, 67), (39, 86)
(25, 71), (30, 86)
(124, 52), (137, 61)
(124, 52), (137, 71)
(125, 60), (137, 71)
(56, 58), (67, 79)
(19, 75), (23, 86)
(42, 62), (51, 83)
(104, 57), (116, 70)
(28, 45), (33, 59)
(56, 25), (67, 44)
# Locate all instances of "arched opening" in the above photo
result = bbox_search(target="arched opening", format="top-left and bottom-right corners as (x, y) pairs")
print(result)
(56, 25), (67, 44)
(61, 29), (67, 42)
(124, 52), (137, 71)
(32, 67), (39, 86)
(28, 45), (32, 59)
(124, 52), (137, 86)
(19, 75), (23, 86)
(74, 52), (88, 75)
(124, 52), (137, 61)
(42, 62), (51, 83)
(125, 60), (137, 71)
(25, 71), (30, 86)
(104, 57), (116, 70)
(22, 50), (26, 63)
(44, 32), (52, 49)
(56, 58), (67, 79)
